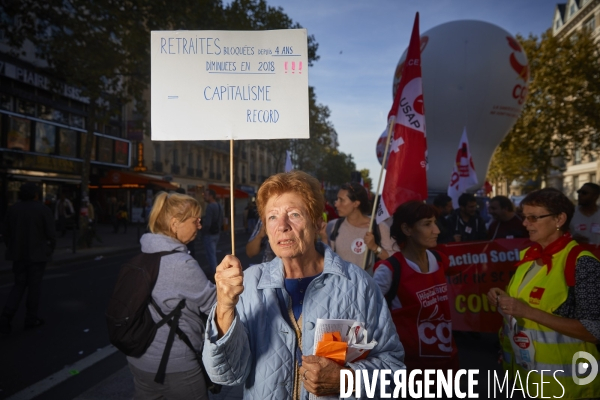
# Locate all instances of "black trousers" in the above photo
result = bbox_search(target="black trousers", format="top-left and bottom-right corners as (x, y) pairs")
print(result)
(2, 260), (46, 322)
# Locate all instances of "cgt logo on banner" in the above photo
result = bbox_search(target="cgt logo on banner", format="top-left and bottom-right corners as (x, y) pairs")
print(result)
(416, 284), (453, 355)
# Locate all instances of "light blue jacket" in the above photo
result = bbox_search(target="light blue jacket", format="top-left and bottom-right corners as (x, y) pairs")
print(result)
(202, 243), (405, 399)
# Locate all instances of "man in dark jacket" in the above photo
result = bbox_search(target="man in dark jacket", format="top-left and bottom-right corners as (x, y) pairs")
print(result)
(0, 182), (56, 335)
(487, 195), (528, 240)
(446, 193), (487, 242)
(433, 193), (454, 243)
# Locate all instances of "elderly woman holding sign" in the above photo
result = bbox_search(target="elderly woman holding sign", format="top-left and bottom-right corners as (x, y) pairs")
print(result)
(487, 188), (600, 398)
(202, 171), (404, 399)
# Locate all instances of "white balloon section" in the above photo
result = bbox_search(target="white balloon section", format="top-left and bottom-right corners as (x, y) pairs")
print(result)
(376, 20), (528, 193)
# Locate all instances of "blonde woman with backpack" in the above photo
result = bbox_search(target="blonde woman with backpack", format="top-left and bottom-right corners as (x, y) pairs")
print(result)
(128, 191), (216, 399)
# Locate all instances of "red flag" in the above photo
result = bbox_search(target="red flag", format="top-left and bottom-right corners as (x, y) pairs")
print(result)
(376, 13), (427, 224)
(484, 180), (493, 195)
(447, 127), (478, 208)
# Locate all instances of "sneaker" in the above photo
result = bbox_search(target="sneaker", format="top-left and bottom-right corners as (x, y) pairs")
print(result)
(24, 318), (45, 330)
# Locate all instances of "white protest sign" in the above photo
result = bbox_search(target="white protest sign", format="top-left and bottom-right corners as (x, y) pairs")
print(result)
(151, 29), (309, 141)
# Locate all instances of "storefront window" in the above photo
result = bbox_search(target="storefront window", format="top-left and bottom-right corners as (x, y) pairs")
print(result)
(35, 122), (56, 154)
(114, 140), (129, 165)
(0, 94), (13, 111)
(38, 104), (54, 120)
(98, 136), (113, 163)
(16, 98), (36, 116)
(59, 128), (78, 157)
(71, 114), (85, 129)
(80, 133), (96, 161)
(52, 109), (68, 125)
(7, 116), (30, 150)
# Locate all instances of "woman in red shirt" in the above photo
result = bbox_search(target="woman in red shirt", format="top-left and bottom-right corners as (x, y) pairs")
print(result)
(373, 200), (459, 371)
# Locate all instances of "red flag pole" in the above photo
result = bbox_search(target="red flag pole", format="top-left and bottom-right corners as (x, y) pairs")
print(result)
(362, 12), (422, 268)
(362, 117), (395, 268)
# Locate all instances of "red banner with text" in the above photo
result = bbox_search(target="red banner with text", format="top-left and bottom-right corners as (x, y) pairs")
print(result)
(437, 239), (600, 333)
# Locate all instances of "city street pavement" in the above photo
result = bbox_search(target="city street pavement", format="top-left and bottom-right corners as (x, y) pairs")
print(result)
(74, 365), (243, 400)
(0, 222), (146, 274)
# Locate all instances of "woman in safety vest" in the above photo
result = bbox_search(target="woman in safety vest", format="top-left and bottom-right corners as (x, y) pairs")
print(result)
(373, 200), (460, 372)
(488, 188), (600, 399)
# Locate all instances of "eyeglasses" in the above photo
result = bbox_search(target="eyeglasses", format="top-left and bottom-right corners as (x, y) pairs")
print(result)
(523, 213), (555, 223)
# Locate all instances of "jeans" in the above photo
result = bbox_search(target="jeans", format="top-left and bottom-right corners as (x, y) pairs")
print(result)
(203, 233), (219, 274)
(129, 363), (208, 400)
(2, 261), (46, 323)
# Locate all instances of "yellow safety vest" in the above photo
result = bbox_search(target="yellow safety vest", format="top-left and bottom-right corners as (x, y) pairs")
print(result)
(501, 240), (600, 399)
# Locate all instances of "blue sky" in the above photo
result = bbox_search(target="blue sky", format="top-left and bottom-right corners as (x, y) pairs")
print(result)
(265, 0), (559, 183)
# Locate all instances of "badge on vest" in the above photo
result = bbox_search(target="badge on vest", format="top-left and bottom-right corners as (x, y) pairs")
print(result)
(511, 330), (535, 370)
(351, 238), (366, 255)
(528, 287), (545, 305)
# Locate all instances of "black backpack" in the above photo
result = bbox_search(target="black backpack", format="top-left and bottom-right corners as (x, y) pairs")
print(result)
(105, 251), (221, 393)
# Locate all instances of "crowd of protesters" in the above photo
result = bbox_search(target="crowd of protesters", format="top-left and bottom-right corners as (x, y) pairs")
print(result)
(3, 176), (599, 398)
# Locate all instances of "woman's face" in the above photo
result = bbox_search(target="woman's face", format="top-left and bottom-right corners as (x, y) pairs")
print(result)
(265, 192), (317, 260)
(335, 189), (360, 217)
(522, 205), (563, 247)
(404, 217), (439, 249)
(172, 214), (202, 245)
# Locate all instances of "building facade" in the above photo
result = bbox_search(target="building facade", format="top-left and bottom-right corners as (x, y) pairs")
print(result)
(0, 44), (133, 223)
(0, 27), (285, 229)
(552, 0), (600, 200)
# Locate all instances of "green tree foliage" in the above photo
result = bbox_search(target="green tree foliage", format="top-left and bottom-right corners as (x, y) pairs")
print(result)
(489, 28), (600, 187)
(359, 169), (372, 191)
(315, 149), (356, 186)
(292, 87), (335, 170)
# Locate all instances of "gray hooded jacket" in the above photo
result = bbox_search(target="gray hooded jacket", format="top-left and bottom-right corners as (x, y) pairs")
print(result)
(127, 233), (216, 373)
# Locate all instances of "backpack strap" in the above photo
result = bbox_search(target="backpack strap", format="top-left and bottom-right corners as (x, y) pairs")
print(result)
(384, 255), (402, 308)
(152, 298), (186, 384)
(329, 218), (345, 251)
(146, 250), (190, 384)
(150, 298), (222, 393)
(565, 244), (585, 287)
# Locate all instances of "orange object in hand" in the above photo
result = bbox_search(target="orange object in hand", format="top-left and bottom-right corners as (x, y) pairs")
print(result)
(315, 331), (348, 366)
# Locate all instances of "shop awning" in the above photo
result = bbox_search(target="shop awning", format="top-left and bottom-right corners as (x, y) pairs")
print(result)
(100, 170), (177, 190)
(208, 184), (249, 199)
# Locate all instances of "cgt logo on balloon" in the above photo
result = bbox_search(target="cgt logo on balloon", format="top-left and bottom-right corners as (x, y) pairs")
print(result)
(507, 36), (529, 105)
